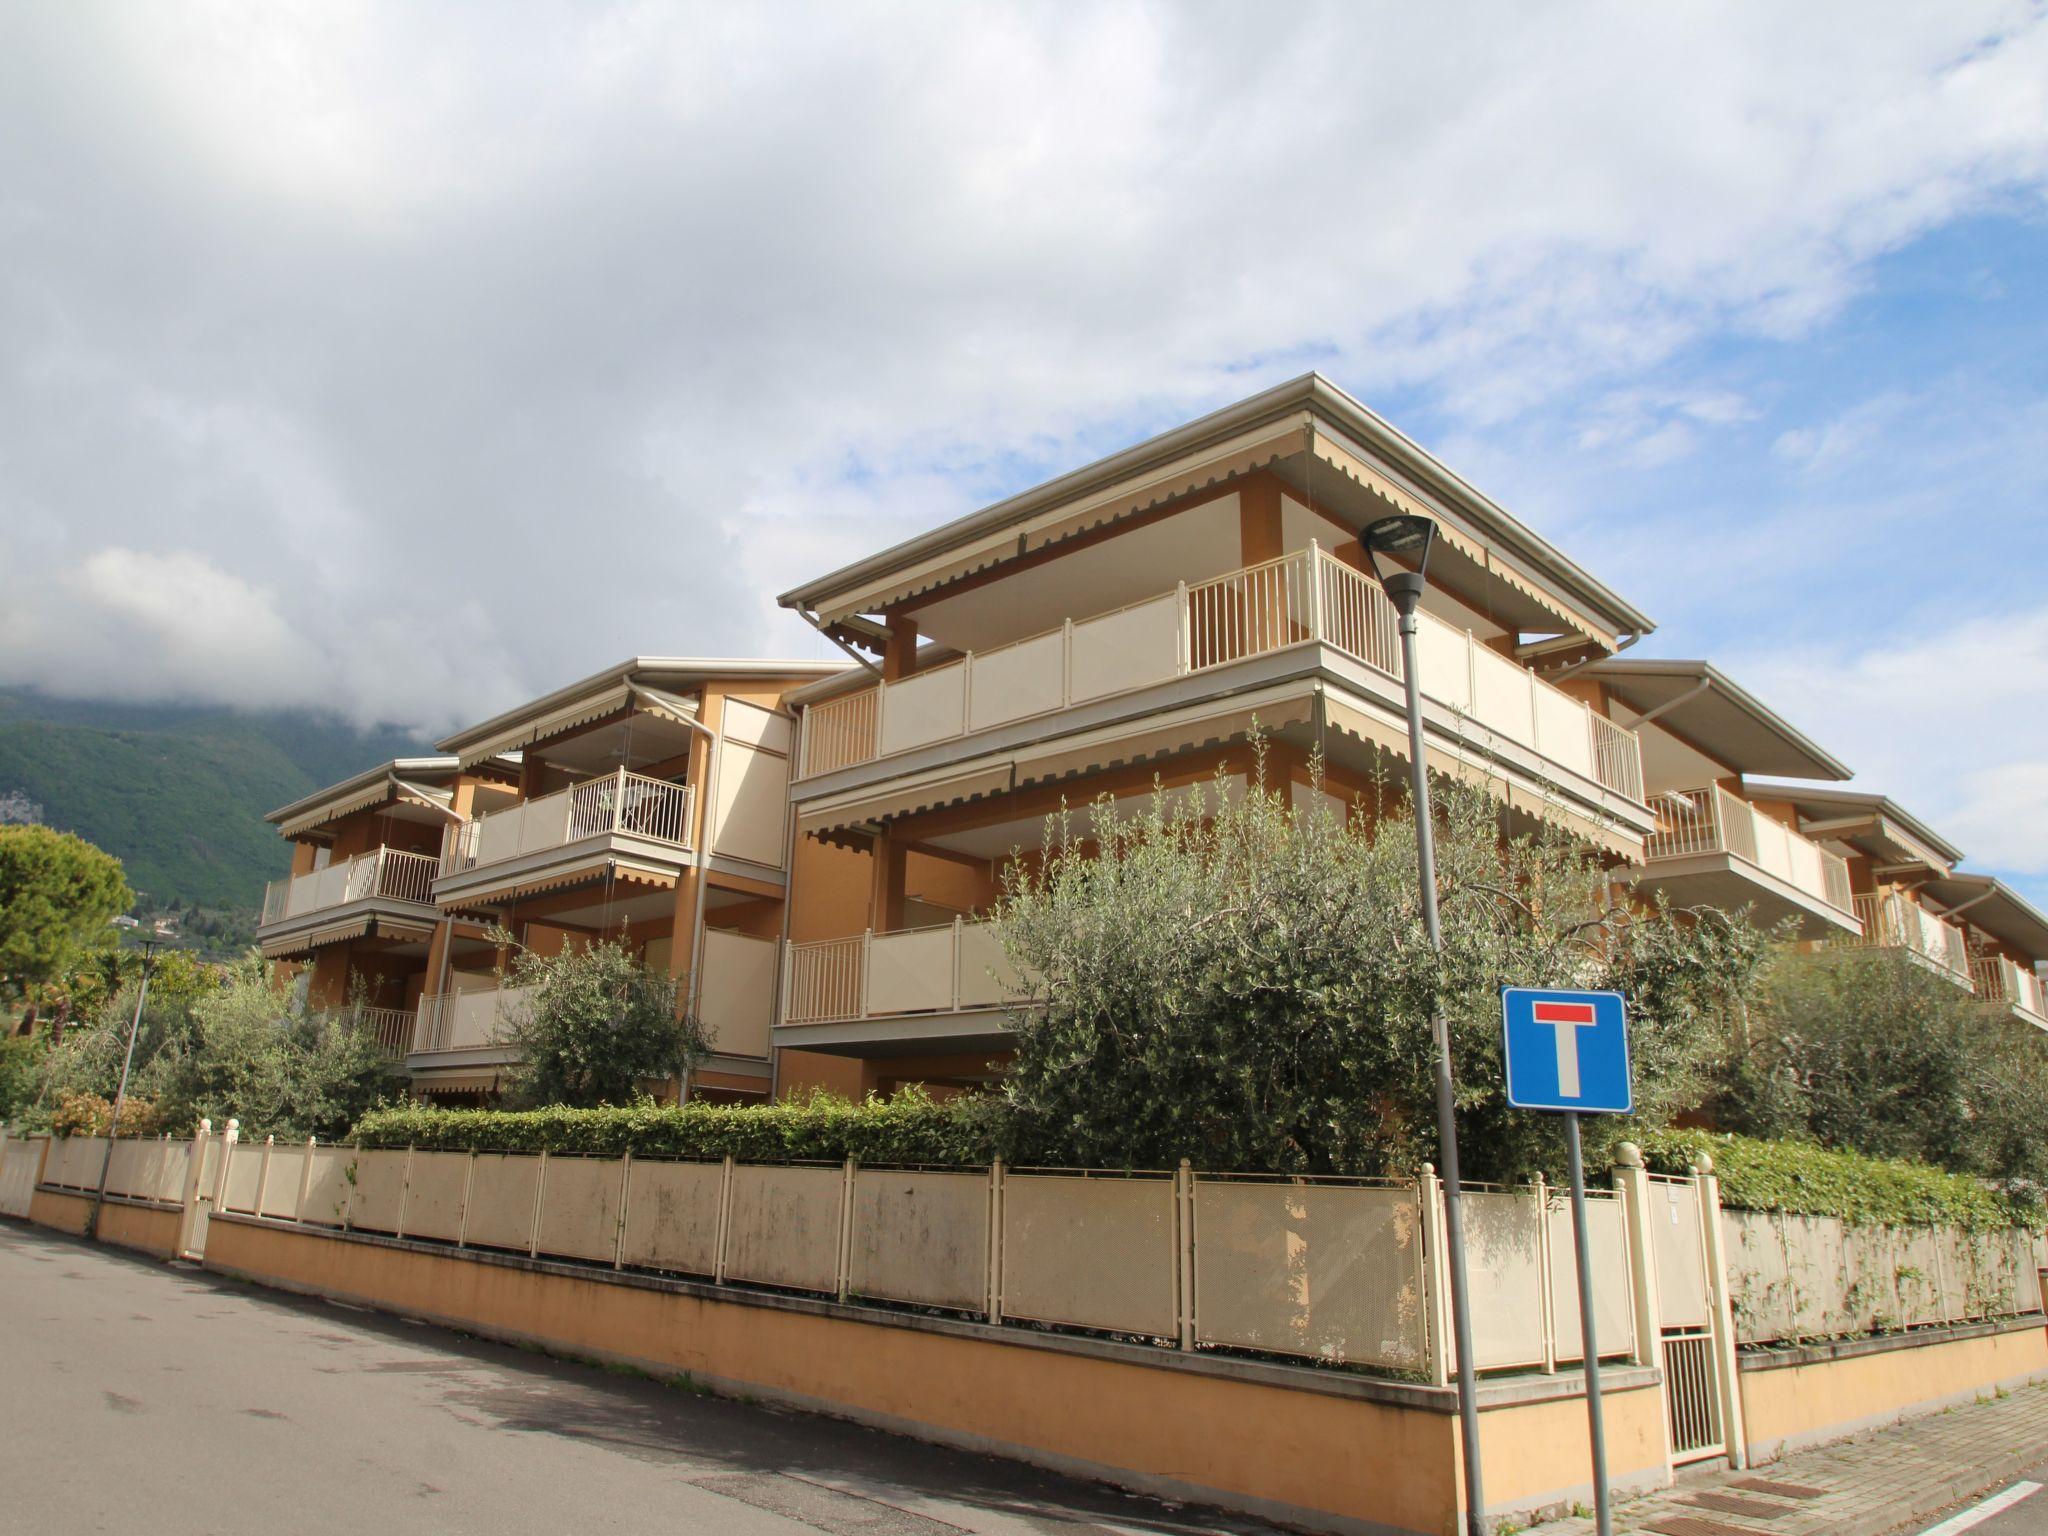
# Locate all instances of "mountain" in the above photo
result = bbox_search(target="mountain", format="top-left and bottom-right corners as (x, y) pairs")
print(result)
(0, 688), (432, 910)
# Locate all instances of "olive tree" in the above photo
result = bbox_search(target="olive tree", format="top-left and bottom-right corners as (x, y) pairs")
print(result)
(990, 746), (1766, 1178)
(495, 934), (712, 1108)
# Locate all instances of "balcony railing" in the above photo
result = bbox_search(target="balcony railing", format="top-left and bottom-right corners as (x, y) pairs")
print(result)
(1971, 954), (2048, 1027)
(1849, 892), (1972, 985)
(784, 917), (1024, 1026)
(1645, 786), (1855, 916)
(412, 984), (537, 1054)
(261, 846), (440, 926)
(797, 544), (1646, 803)
(440, 769), (695, 878)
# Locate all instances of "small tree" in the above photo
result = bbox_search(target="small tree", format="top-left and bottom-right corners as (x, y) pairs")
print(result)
(496, 935), (711, 1108)
(991, 747), (1767, 1178)
(0, 826), (134, 1002)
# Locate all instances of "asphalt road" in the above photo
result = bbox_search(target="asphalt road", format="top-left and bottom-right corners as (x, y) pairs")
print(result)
(1901, 1475), (2048, 1535)
(0, 1221), (1279, 1536)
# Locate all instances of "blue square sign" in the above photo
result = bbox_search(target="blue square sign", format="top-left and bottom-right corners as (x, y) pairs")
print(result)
(1502, 987), (1632, 1115)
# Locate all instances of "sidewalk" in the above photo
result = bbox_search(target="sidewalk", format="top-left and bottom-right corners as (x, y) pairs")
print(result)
(1526, 1380), (2048, 1536)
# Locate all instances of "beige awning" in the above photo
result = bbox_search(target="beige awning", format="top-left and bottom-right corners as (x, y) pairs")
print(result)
(1014, 693), (1314, 787)
(1321, 697), (1640, 859)
(391, 779), (460, 820)
(798, 763), (1018, 836)
(437, 858), (679, 910)
(455, 684), (634, 769)
(1307, 430), (1618, 651)
(277, 780), (396, 840)
(630, 685), (701, 728)
(816, 421), (1308, 625)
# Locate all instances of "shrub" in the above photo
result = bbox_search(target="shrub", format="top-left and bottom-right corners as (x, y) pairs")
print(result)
(1639, 1127), (2034, 1229)
(495, 933), (712, 1108)
(350, 1089), (1010, 1164)
(50, 1089), (161, 1137)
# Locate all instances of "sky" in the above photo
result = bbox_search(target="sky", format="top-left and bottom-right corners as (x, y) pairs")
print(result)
(0, 3), (2045, 892)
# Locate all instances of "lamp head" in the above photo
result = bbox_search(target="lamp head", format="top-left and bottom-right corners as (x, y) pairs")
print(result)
(1359, 512), (1437, 602)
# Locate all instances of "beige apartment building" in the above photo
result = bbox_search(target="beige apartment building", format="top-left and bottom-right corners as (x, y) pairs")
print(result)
(258, 658), (842, 1101)
(256, 375), (2048, 1103)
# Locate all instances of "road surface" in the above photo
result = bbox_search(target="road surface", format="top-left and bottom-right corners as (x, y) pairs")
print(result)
(0, 1221), (1277, 1536)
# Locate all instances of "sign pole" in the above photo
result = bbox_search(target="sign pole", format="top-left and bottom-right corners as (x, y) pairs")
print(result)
(1564, 1110), (1613, 1536)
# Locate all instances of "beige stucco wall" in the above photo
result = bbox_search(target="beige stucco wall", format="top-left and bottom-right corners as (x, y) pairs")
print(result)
(29, 1187), (183, 1259)
(205, 1215), (1679, 1535)
(1740, 1324), (2048, 1460)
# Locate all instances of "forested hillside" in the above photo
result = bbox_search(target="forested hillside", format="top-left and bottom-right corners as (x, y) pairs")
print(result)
(0, 689), (430, 910)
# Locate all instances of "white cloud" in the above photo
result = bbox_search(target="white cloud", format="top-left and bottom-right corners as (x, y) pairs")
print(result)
(1729, 605), (2048, 879)
(0, 2), (2043, 734)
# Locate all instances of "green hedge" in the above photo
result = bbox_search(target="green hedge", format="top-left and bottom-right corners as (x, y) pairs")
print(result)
(1639, 1128), (2035, 1230)
(348, 1092), (1009, 1165)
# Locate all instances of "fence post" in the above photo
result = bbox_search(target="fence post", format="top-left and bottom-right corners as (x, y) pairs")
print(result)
(254, 1135), (275, 1218)
(836, 1158), (856, 1303)
(1695, 1155), (1747, 1469)
(1533, 1172), (1556, 1373)
(714, 1155), (735, 1284)
(614, 1151), (632, 1270)
(528, 1149), (548, 1258)
(987, 1159), (1004, 1325)
(176, 1121), (211, 1258)
(395, 1145), (416, 1240)
(1612, 1143), (1660, 1369)
(457, 1152), (476, 1248)
(343, 1144), (360, 1231)
(295, 1137), (317, 1224)
(860, 930), (874, 1018)
(1419, 1163), (1452, 1387)
(1174, 582), (1190, 674)
(1176, 1159), (1196, 1352)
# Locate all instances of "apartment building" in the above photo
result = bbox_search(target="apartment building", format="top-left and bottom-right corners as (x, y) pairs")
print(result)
(257, 658), (843, 1101)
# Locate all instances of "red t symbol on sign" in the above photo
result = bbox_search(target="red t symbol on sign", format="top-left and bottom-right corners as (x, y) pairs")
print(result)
(1532, 1001), (1599, 1097)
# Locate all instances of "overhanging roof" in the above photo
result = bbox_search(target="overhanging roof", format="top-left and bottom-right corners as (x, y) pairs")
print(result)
(436, 657), (847, 767)
(1749, 784), (1964, 873)
(779, 374), (1656, 649)
(1582, 658), (1851, 781)
(1921, 874), (2048, 960)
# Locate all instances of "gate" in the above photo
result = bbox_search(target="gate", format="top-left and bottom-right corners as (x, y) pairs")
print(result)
(1646, 1173), (1727, 1463)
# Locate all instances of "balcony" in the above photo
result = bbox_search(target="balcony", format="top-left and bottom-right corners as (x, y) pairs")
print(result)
(412, 984), (536, 1056)
(434, 768), (695, 908)
(257, 846), (441, 958)
(1638, 786), (1859, 935)
(1971, 954), (2048, 1030)
(1848, 892), (1973, 987)
(781, 918), (1024, 1052)
(798, 545), (1645, 807)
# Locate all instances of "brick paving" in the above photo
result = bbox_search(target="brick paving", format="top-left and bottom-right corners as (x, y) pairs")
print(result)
(1526, 1380), (2048, 1536)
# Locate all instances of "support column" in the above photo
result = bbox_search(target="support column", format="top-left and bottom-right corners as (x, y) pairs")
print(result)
(1238, 473), (1284, 564)
(870, 829), (907, 935)
(882, 615), (920, 682)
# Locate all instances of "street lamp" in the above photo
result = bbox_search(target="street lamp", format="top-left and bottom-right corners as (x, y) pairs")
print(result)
(90, 915), (175, 1238)
(1361, 511), (1487, 1536)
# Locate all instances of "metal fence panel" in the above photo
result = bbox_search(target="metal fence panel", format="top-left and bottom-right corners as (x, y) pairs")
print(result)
(106, 1139), (152, 1200)
(259, 1146), (308, 1220)
(1546, 1192), (1634, 1362)
(222, 1143), (265, 1214)
(724, 1164), (843, 1293)
(620, 1159), (724, 1276)
(154, 1143), (192, 1204)
(1458, 1188), (1548, 1371)
(464, 1154), (541, 1252)
(0, 1138), (42, 1216)
(300, 1146), (353, 1228)
(1780, 1213), (1847, 1340)
(1647, 1178), (1709, 1331)
(849, 1169), (988, 1312)
(1723, 1209), (1789, 1345)
(1193, 1179), (1426, 1370)
(1001, 1174), (1177, 1338)
(536, 1156), (625, 1264)
(347, 1149), (408, 1233)
(403, 1151), (470, 1242)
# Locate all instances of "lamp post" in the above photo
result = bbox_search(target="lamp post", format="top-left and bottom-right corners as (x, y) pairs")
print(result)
(90, 916), (174, 1238)
(1361, 512), (1486, 1536)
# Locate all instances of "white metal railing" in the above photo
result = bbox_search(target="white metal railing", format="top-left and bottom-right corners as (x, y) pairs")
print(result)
(1645, 786), (1856, 916)
(260, 846), (440, 927)
(411, 984), (536, 1054)
(783, 916), (1023, 1025)
(1972, 954), (2048, 1026)
(1849, 892), (1973, 985)
(439, 769), (694, 877)
(795, 545), (1646, 804)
